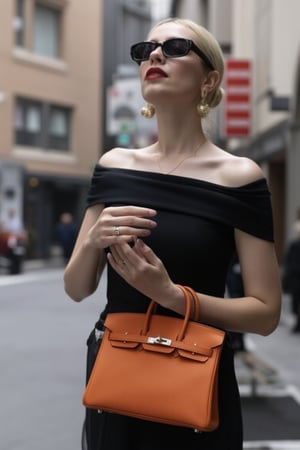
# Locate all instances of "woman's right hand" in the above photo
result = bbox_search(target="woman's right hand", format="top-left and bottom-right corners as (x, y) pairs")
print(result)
(85, 205), (157, 250)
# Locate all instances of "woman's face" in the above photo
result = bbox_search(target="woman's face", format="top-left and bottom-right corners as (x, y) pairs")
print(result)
(139, 22), (208, 108)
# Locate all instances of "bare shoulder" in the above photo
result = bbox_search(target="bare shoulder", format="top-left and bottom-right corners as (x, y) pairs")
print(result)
(220, 152), (265, 187)
(98, 144), (158, 172)
(98, 147), (137, 168)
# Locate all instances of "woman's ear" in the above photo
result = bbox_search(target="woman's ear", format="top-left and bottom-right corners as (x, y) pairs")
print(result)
(202, 70), (220, 93)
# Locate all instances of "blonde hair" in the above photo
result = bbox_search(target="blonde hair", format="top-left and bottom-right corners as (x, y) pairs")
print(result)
(150, 18), (225, 110)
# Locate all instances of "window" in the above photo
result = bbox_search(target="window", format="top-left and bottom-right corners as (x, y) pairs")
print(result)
(15, 97), (71, 151)
(33, 3), (60, 58)
(14, 0), (63, 59)
(14, 0), (25, 47)
(15, 98), (43, 147)
(48, 105), (70, 150)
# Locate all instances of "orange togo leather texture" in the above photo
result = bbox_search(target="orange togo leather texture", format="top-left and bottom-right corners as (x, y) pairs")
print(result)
(83, 285), (225, 432)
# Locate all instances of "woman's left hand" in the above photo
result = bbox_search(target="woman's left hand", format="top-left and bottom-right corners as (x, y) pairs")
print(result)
(107, 239), (177, 304)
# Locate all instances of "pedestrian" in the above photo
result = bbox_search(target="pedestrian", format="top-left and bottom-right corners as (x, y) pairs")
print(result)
(55, 212), (78, 264)
(282, 219), (300, 333)
(64, 17), (281, 450)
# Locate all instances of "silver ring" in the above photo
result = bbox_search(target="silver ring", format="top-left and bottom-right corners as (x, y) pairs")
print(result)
(113, 226), (120, 236)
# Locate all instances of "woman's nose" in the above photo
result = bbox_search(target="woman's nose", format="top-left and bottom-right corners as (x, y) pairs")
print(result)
(149, 45), (165, 63)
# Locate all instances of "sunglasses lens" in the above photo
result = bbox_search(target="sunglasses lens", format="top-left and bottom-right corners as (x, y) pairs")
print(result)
(164, 39), (189, 57)
(131, 42), (155, 62)
(130, 39), (192, 63)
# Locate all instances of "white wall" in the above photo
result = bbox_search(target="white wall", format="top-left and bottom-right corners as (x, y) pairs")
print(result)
(271, 0), (300, 96)
(231, 0), (255, 58)
(248, 0), (300, 134)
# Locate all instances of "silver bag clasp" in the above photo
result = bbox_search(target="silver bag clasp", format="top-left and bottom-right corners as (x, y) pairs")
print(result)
(147, 336), (172, 346)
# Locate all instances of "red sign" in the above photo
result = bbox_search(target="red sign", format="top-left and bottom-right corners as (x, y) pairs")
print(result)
(223, 59), (252, 137)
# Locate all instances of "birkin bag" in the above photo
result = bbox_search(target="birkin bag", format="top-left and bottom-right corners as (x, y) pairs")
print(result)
(83, 285), (225, 432)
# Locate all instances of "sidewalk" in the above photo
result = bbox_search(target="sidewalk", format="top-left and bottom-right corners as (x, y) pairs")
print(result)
(237, 295), (300, 448)
(245, 294), (300, 392)
(0, 244), (65, 275)
(23, 255), (65, 272)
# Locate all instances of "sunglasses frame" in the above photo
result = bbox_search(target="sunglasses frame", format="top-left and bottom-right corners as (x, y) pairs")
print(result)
(130, 38), (214, 71)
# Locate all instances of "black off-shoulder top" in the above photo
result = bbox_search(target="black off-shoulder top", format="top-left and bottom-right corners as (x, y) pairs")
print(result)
(86, 164), (274, 315)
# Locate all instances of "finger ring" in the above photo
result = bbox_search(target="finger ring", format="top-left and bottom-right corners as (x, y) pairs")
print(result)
(113, 226), (120, 236)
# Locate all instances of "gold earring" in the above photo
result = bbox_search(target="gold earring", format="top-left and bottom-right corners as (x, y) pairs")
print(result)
(141, 103), (155, 118)
(196, 92), (210, 118)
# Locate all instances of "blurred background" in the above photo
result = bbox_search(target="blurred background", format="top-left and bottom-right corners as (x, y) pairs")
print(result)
(0, 0), (299, 265)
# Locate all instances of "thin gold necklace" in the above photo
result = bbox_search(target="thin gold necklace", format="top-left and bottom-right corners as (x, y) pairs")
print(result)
(156, 139), (207, 175)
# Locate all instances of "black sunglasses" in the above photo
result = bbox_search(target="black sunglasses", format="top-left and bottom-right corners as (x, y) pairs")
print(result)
(130, 38), (214, 70)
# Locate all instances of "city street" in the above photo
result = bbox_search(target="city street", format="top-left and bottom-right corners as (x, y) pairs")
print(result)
(0, 266), (300, 450)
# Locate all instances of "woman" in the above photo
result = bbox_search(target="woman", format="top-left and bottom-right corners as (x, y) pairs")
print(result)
(64, 18), (281, 450)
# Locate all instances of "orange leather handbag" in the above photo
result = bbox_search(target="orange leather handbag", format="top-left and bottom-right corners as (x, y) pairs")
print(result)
(83, 285), (225, 432)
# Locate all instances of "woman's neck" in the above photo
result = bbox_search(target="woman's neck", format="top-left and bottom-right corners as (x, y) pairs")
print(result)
(154, 110), (207, 157)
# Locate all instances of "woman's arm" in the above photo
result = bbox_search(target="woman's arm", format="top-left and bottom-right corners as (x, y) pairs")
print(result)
(190, 229), (281, 336)
(64, 204), (157, 302)
(63, 204), (106, 301)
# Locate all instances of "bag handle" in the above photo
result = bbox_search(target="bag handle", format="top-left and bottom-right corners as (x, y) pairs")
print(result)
(184, 286), (200, 322)
(142, 285), (193, 341)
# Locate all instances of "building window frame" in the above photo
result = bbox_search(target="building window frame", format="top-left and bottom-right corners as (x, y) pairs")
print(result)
(14, 0), (26, 47)
(15, 96), (72, 152)
(13, 0), (67, 62)
(33, 2), (61, 58)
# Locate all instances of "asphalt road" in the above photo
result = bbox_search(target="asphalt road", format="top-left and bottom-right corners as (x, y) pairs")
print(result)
(0, 268), (105, 450)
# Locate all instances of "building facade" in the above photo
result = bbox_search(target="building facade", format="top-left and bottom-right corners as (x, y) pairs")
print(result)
(0, 0), (102, 258)
(171, 0), (300, 260)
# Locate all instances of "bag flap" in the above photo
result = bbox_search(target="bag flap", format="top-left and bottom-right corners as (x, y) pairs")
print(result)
(177, 349), (209, 362)
(108, 332), (175, 354)
(104, 312), (225, 355)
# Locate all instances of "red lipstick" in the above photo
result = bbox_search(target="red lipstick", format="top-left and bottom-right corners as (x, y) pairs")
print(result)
(145, 68), (167, 80)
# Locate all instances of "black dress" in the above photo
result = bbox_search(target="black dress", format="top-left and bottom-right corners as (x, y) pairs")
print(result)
(84, 164), (274, 450)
